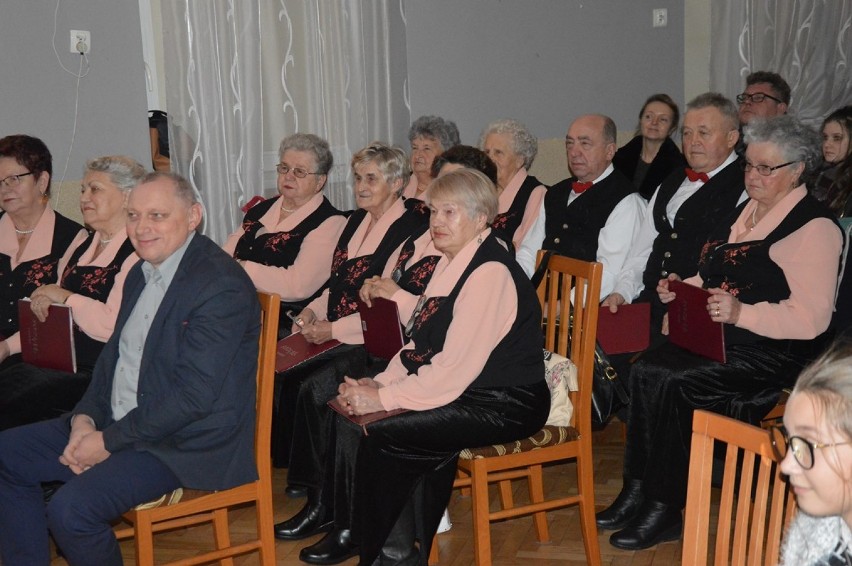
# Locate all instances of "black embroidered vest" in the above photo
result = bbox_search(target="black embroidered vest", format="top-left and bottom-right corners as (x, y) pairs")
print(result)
(698, 195), (838, 350)
(400, 234), (543, 389)
(492, 174), (542, 253)
(233, 196), (345, 313)
(61, 235), (137, 370)
(0, 212), (82, 338)
(639, 159), (745, 301)
(543, 170), (636, 261)
(326, 202), (429, 321)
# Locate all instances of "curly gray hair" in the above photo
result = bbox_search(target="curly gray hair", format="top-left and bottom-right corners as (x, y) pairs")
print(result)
(84, 156), (147, 192)
(744, 116), (822, 183)
(279, 133), (333, 175)
(478, 118), (538, 169)
(408, 116), (461, 152)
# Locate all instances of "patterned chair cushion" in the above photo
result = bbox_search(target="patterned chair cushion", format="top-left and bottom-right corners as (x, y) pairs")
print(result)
(458, 424), (579, 460)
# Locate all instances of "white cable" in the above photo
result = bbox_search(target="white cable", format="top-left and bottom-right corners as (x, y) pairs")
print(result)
(56, 55), (85, 197)
(52, 0), (90, 78)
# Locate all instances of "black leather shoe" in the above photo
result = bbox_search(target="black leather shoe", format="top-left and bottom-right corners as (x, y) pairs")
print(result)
(609, 500), (682, 550)
(596, 478), (644, 530)
(299, 528), (359, 565)
(274, 503), (333, 540)
(285, 484), (309, 498)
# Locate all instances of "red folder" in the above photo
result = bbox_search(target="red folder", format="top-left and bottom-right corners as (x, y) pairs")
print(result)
(667, 280), (726, 363)
(596, 302), (651, 354)
(275, 332), (342, 373)
(327, 397), (408, 434)
(18, 299), (77, 373)
(358, 297), (404, 360)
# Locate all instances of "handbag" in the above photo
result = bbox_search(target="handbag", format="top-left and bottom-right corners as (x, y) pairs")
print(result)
(531, 251), (630, 426)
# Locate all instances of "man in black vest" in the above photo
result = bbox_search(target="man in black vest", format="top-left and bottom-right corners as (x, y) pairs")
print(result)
(601, 93), (746, 336)
(596, 94), (747, 546)
(543, 114), (644, 300)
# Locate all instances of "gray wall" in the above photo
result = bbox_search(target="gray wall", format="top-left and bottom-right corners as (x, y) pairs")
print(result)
(404, 0), (685, 143)
(0, 1), (150, 185)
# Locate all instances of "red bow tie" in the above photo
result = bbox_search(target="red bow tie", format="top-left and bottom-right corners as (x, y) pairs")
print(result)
(685, 168), (709, 183)
(572, 181), (594, 194)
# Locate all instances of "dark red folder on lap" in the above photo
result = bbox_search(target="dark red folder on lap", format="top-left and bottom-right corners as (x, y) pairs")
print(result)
(18, 299), (77, 373)
(667, 280), (726, 363)
(327, 397), (408, 434)
(596, 302), (651, 354)
(357, 297), (404, 360)
(275, 332), (342, 373)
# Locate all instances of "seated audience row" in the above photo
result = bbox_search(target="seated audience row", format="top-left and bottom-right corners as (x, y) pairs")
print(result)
(0, 67), (849, 563)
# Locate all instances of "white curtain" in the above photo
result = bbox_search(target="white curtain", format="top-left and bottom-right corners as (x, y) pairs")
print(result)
(260, 1), (410, 210)
(161, 0), (264, 244)
(710, 1), (852, 127)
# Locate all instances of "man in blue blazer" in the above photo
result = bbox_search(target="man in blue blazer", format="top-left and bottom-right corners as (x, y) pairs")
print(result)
(0, 172), (260, 566)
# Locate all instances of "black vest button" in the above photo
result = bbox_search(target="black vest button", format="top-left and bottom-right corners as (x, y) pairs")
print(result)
(671, 232), (678, 239)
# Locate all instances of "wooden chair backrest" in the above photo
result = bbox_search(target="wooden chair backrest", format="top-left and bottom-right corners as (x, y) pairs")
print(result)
(534, 251), (603, 435)
(682, 410), (796, 566)
(254, 292), (280, 480)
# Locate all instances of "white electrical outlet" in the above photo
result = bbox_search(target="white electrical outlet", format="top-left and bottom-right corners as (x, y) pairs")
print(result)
(70, 30), (91, 54)
(653, 9), (668, 28)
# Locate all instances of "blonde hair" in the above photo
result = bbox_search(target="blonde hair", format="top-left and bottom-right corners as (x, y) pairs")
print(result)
(426, 168), (498, 224)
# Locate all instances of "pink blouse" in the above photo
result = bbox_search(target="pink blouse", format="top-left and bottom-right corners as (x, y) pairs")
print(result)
(222, 193), (347, 301)
(1, 208), (87, 355)
(306, 198), (409, 344)
(500, 168), (546, 249)
(684, 186), (842, 340)
(375, 229), (519, 411)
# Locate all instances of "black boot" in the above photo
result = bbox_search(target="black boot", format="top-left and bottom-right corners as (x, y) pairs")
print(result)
(609, 499), (682, 550)
(275, 496), (333, 540)
(595, 478), (644, 530)
(371, 501), (418, 566)
(299, 528), (359, 565)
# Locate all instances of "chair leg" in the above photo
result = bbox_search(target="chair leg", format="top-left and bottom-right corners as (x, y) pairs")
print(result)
(498, 479), (514, 510)
(256, 490), (277, 566)
(428, 534), (440, 565)
(576, 444), (602, 566)
(528, 464), (549, 542)
(470, 460), (493, 566)
(211, 508), (235, 566)
(134, 513), (155, 566)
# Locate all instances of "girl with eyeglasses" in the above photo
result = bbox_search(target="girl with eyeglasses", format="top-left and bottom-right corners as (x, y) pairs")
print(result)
(774, 342), (852, 565)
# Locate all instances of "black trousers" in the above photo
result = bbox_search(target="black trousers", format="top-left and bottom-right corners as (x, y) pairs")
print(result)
(624, 341), (810, 508)
(334, 381), (551, 565)
(0, 363), (91, 431)
(284, 345), (387, 488)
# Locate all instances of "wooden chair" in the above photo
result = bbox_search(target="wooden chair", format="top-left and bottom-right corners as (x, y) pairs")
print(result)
(433, 253), (603, 565)
(114, 291), (280, 565)
(682, 410), (797, 566)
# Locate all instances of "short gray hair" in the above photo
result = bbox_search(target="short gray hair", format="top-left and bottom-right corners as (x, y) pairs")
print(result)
(426, 168), (499, 224)
(84, 156), (147, 192)
(686, 93), (740, 132)
(351, 142), (411, 195)
(744, 116), (822, 183)
(478, 118), (538, 169)
(279, 133), (333, 175)
(137, 171), (199, 206)
(408, 115), (461, 152)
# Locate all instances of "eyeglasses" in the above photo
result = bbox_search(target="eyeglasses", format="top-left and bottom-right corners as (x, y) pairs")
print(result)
(276, 164), (321, 178)
(736, 92), (783, 105)
(769, 425), (852, 470)
(0, 172), (33, 188)
(742, 160), (798, 176)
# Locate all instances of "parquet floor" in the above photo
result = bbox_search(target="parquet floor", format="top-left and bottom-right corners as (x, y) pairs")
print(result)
(48, 419), (684, 565)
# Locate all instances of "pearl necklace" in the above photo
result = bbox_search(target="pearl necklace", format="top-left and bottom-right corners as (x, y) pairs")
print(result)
(280, 202), (296, 213)
(15, 227), (35, 235)
(98, 237), (113, 246)
(749, 207), (759, 231)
